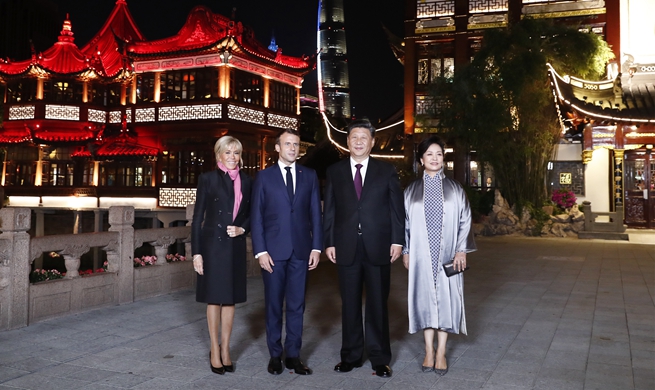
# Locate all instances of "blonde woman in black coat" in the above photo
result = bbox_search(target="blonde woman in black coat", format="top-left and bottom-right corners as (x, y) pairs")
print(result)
(192, 136), (251, 375)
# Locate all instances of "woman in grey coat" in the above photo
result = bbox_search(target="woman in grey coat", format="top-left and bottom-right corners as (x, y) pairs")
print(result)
(402, 136), (476, 375)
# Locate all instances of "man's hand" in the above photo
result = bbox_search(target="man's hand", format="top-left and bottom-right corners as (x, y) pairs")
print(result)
(308, 251), (320, 270)
(402, 254), (409, 270)
(326, 247), (336, 263)
(259, 253), (275, 273)
(389, 245), (402, 263)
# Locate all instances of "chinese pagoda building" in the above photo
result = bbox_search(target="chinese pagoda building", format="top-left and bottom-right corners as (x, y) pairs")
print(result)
(0, 0), (314, 212)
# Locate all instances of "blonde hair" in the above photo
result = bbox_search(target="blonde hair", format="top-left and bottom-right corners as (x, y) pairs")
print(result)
(214, 136), (243, 166)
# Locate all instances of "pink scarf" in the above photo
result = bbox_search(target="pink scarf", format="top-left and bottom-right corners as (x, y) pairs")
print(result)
(217, 162), (242, 221)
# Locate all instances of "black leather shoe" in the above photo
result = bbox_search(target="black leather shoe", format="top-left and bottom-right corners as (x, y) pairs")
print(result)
(334, 360), (362, 372)
(268, 357), (284, 375)
(209, 352), (225, 375)
(373, 364), (392, 378)
(285, 357), (312, 375)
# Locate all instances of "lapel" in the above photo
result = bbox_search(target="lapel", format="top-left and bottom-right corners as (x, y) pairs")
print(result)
(340, 159), (359, 202)
(359, 158), (377, 201)
(273, 164), (295, 204)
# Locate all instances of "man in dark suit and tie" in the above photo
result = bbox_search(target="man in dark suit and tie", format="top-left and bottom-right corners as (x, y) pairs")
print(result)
(251, 129), (323, 376)
(323, 119), (405, 378)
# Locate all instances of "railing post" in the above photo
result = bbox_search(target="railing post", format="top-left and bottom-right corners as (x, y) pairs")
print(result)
(582, 201), (593, 232)
(149, 236), (176, 265)
(0, 208), (32, 330)
(108, 206), (135, 304)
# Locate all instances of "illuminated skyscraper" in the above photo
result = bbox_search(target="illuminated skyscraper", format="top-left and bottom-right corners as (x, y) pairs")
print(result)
(317, 0), (351, 118)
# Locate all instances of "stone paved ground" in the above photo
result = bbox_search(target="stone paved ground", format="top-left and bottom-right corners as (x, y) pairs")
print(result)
(0, 236), (654, 389)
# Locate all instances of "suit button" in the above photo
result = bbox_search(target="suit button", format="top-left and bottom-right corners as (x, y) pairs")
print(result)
(218, 224), (222, 228)
(218, 210), (222, 215)
(291, 209), (294, 213)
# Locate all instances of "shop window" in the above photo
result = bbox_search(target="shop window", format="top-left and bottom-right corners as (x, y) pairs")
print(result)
(99, 162), (154, 187)
(160, 150), (212, 186)
(269, 80), (295, 113)
(42, 80), (83, 103)
(230, 69), (263, 106)
(6, 79), (38, 103)
(160, 69), (218, 102)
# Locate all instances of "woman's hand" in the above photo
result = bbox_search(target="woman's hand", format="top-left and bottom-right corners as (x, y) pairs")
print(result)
(227, 225), (245, 237)
(402, 254), (409, 270)
(453, 252), (467, 272)
(193, 254), (203, 275)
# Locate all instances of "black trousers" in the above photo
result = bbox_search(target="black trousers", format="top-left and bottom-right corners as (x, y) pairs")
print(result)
(337, 235), (391, 367)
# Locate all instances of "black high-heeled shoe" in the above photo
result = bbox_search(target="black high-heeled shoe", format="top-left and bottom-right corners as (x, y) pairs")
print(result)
(219, 345), (234, 373)
(209, 352), (225, 375)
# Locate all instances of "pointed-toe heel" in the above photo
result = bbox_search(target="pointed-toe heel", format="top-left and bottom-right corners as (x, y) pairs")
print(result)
(209, 352), (225, 375)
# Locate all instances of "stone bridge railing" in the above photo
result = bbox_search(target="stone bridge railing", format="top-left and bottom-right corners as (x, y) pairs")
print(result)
(0, 204), (256, 331)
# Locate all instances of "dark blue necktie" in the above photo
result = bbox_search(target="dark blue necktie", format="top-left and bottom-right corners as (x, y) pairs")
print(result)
(285, 166), (294, 201)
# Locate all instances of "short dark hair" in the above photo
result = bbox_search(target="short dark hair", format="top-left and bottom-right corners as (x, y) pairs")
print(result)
(346, 119), (376, 137)
(275, 129), (300, 145)
(416, 136), (446, 164)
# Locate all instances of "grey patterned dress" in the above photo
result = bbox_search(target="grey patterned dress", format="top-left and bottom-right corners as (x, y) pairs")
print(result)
(403, 171), (476, 334)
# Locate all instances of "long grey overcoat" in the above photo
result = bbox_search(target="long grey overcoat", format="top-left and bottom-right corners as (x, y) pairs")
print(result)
(404, 171), (476, 334)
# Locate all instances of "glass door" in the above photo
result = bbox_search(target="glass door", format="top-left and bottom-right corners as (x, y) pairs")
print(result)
(624, 150), (655, 228)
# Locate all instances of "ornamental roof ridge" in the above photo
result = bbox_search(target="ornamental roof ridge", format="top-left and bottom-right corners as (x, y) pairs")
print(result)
(0, 17), (94, 77)
(126, 5), (314, 72)
(80, 0), (145, 77)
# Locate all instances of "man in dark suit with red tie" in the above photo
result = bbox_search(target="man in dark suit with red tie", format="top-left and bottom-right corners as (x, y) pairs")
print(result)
(251, 129), (323, 376)
(323, 119), (405, 378)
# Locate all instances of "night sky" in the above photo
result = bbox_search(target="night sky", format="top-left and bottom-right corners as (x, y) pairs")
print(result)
(47, 0), (405, 123)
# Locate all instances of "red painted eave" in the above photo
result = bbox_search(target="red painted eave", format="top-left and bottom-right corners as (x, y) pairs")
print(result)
(32, 128), (95, 142)
(0, 128), (32, 144)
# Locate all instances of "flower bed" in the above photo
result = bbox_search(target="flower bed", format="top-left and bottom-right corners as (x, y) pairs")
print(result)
(134, 255), (157, 267)
(78, 261), (109, 275)
(29, 269), (64, 283)
(165, 253), (187, 263)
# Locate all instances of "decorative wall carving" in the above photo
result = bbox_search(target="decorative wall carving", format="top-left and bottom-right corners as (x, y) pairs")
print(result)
(158, 104), (222, 121)
(45, 105), (80, 121)
(8, 106), (35, 120)
(88, 109), (107, 123)
(268, 114), (298, 130)
(135, 108), (156, 122)
(159, 188), (197, 207)
(227, 105), (265, 125)
(416, 0), (455, 18)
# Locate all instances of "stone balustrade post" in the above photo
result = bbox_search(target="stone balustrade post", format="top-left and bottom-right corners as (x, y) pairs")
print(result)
(63, 255), (81, 278)
(149, 236), (177, 265)
(582, 201), (593, 231)
(108, 206), (135, 304)
(0, 208), (32, 330)
(185, 204), (194, 258)
(59, 243), (91, 278)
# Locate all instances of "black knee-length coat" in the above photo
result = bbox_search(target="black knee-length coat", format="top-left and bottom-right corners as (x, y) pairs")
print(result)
(192, 169), (251, 304)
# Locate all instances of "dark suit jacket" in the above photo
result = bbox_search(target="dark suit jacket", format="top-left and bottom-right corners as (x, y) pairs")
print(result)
(250, 163), (323, 261)
(323, 157), (405, 266)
